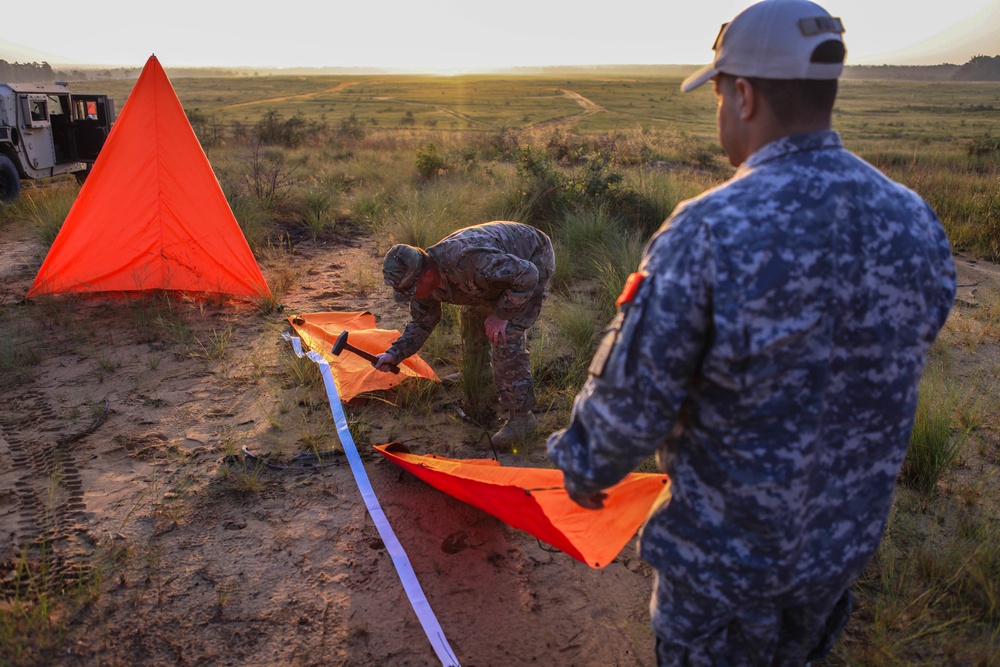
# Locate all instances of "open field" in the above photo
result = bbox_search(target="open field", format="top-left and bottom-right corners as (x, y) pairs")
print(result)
(72, 74), (1000, 139)
(72, 74), (1000, 258)
(1, 74), (999, 665)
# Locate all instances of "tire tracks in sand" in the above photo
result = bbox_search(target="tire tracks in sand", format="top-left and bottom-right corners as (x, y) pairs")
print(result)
(0, 388), (93, 595)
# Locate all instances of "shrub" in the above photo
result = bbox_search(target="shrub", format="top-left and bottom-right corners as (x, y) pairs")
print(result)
(187, 108), (225, 148)
(415, 143), (447, 179)
(508, 145), (663, 230)
(338, 113), (365, 139)
(254, 110), (310, 148)
(966, 135), (1000, 159)
(242, 141), (298, 208)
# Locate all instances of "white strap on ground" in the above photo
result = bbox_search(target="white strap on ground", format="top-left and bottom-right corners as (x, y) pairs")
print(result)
(283, 333), (461, 667)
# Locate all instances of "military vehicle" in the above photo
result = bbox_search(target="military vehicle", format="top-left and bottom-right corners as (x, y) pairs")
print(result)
(0, 82), (114, 204)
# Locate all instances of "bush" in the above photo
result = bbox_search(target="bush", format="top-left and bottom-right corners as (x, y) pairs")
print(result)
(254, 110), (310, 148)
(966, 135), (1000, 159)
(187, 108), (224, 148)
(338, 113), (365, 139)
(242, 141), (299, 208)
(415, 143), (447, 179)
(508, 145), (662, 231)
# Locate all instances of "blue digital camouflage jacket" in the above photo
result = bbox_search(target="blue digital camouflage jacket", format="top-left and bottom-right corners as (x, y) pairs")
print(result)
(548, 131), (956, 609)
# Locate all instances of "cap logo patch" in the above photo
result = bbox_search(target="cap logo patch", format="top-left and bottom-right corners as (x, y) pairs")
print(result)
(798, 16), (844, 36)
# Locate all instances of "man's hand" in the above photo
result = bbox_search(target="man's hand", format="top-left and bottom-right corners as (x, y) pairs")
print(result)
(567, 489), (608, 510)
(485, 314), (508, 346)
(374, 352), (398, 372)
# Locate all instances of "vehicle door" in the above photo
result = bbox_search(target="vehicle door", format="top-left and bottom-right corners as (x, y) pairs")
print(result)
(17, 93), (57, 171)
(71, 95), (114, 162)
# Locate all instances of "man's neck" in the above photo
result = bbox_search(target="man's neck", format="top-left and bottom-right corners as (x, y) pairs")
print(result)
(413, 259), (441, 299)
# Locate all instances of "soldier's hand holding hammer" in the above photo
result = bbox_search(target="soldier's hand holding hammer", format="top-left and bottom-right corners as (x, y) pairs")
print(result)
(374, 352), (398, 372)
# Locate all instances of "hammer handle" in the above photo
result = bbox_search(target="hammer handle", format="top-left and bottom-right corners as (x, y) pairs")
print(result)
(346, 342), (400, 374)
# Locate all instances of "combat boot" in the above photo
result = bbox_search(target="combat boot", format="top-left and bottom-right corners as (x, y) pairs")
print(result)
(491, 413), (537, 448)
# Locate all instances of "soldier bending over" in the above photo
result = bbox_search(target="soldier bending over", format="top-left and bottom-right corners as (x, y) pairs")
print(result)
(378, 221), (555, 448)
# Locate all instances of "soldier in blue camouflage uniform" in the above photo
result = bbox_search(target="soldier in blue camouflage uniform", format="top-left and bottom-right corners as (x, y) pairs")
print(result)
(547, 1), (956, 665)
(377, 221), (555, 447)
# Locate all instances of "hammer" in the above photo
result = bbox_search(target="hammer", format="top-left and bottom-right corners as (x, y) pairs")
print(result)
(331, 330), (400, 374)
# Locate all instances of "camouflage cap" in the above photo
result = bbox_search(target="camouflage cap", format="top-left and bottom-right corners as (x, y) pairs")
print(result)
(383, 244), (427, 303)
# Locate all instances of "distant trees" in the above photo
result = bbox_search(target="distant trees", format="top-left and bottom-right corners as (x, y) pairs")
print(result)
(0, 60), (54, 82)
(952, 55), (1000, 81)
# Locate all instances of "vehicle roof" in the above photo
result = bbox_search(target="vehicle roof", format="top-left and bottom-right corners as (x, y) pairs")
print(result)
(0, 82), (72, 94)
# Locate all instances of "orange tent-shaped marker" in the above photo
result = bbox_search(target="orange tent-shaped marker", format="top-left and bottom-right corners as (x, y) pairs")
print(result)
(289, 311), (439, 401)
(29, 55), (269, 298)
(376, 443), (669, 568)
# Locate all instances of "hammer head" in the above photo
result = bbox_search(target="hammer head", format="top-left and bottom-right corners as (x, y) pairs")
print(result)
(331, 330), (349, 356)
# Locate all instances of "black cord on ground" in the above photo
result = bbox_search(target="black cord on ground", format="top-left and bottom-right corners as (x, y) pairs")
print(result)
(227, 445), (348, 471)
(57, 399), (111, 445)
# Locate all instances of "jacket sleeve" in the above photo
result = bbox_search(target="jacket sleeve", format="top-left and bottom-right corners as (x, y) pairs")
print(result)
(386, 298), (442, 362)
(547, 214), (713, 497)
(470, 252), (541, 319)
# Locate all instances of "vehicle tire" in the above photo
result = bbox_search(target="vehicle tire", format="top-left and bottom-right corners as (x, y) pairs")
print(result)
(0, 154), (20, 205)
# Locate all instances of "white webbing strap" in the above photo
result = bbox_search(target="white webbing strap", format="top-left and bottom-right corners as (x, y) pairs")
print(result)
(283, 333), (461, 667)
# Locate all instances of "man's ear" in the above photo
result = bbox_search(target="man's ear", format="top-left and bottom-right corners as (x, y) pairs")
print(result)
(734, 77), (757, 122)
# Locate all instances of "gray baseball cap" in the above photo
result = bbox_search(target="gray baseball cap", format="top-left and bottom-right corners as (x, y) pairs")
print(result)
(681, 0), (846, 93)
(383, 244), (427, 303)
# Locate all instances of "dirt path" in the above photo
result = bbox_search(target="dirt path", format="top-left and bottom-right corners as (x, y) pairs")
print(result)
(0, 231), (655, 667)
(531, 89), (605, 128)
(559, 89), (604, 115)
(224, 81), (360, 109)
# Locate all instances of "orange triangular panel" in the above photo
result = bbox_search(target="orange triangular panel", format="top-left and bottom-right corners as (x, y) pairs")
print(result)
(289, 311), (440, 401)
(375, 443), (670, 568)
(29, 55), (269, 298)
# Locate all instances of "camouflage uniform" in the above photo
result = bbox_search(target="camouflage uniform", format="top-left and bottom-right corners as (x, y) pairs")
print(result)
(386, 221), (555, 416)
(547, 131), (956, 664)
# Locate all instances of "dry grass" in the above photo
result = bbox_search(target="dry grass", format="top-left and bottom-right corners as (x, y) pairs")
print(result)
(2, 73), (998, 664)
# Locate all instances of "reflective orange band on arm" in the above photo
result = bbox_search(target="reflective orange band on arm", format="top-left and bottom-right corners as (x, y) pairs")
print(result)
(616, 271), (647, 308)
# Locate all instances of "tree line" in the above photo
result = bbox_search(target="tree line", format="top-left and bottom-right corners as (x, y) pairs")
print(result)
(0, 60), (54, 82)
(951, 55), (1000, 81)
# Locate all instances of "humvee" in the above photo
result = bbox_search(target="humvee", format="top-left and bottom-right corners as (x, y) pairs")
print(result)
(0, 82), (114, 204)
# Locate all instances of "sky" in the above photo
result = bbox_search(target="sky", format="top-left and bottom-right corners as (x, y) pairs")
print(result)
(4, 0), (998, 71)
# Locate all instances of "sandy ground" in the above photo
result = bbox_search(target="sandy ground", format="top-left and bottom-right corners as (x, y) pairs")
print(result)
(0, 223), (656, 667)
(2, 214), (994, 667)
